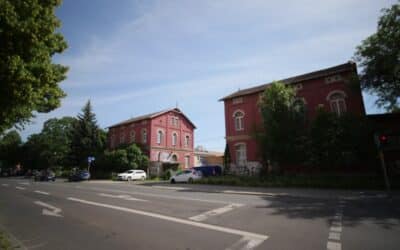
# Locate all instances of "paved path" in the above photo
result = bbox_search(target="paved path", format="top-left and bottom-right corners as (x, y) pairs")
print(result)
(0, 178), (399, 250)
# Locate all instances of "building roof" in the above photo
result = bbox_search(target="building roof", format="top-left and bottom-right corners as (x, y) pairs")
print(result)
(108, 108), (196, 129)
(194, 150), (224, 157)
(219, 61), (357, 101)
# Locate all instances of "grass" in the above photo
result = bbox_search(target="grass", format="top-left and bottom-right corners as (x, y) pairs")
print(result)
(193, 174), (400, 190)
(0, 230), (13, 250)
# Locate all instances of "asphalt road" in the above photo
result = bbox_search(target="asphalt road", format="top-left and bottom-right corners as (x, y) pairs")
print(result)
(0, 178), (399, 250)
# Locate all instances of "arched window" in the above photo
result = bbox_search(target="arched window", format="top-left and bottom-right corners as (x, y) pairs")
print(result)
(157, 130), (163, 144)
(185, 155), (190, 168)
(142, 129), (147, 144)
(327, 91), (347, 116)
(171, 154), (178, 162)
(172, 132), (178, 146)
(235, 143), (247, 166)
(233, 110), (244, 131)
(130, 131), (135, 143)
(184, 135), (190, 147)
(293, 98), (306, 113)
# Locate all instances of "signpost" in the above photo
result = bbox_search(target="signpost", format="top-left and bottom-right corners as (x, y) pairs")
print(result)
(374, 133), (391, 196)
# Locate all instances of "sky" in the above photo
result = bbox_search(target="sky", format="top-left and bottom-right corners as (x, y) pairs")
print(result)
(20, 0), (397, 151)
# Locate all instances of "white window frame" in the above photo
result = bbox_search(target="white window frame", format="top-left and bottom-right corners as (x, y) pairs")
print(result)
(327, 90), (347, 116)
(142, 129), (147, 144)
(233, 110), (245, 131)
(184, 135), (190, 147)
(235, 143), (247, 166)
(157, 130), (163, 144)
(172, 132), (178, 146)
(130, 131), (136, 143)
(184, 155), (190, 168)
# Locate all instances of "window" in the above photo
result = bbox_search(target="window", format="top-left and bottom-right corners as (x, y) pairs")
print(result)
(232, 97), (243, 104)
(110, 135), (115, 148)
(327, 91), (347, 116)
(294, 83), (303, 91)
(171, 116), (179, 127)
(235, 143), (247, 166)
(120, 134), (125, 144)
(233, 110), (244, 131)
(185, 156), (190, 168)
(157, 130), (163, 144)
(172, 132), (178, 146)
(325, 74), (342, 84)
(130, 131), (136, 143)
(171, 154), (178, 162)
(142, 129), (147, 143)
(184, 135), (190, 147)
(293, 98), (306, 113)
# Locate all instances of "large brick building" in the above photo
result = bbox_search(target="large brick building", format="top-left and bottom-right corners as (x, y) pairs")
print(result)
(108, 108), (196, 169)
(220, 62), (366, 173)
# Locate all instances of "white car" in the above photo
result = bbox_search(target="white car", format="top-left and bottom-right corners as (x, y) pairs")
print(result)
(170, 169), (202, 183)
(117, 169), (147, 181)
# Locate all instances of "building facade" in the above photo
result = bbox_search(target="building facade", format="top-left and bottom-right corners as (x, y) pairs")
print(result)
(220, 62), (366, 174)
(107, 108), (196, 169)
(194, 149), (224, 167)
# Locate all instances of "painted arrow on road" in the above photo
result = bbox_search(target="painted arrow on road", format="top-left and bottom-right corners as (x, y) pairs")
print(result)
(34, 201), (63, 217)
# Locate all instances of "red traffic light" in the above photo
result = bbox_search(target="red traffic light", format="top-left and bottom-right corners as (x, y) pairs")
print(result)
(379, 135), (388, 144)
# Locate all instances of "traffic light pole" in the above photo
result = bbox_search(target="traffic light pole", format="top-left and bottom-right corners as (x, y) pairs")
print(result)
(378, 150), (391, 196)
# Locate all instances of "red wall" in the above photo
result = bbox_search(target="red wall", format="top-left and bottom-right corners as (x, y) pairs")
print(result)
(224, 71), (366, 163)
(108, 110), (195, 168)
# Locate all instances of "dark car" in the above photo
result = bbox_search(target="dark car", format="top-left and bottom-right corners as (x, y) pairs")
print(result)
(193, 165), (222, 177)
(34, 169), (56, 182)
(68, 170), (90, 182)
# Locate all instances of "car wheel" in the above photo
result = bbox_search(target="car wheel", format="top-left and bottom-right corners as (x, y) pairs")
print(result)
(170, 179), (175, 184)
(127, 176), (132, 181)
(188, 177), (194, 183)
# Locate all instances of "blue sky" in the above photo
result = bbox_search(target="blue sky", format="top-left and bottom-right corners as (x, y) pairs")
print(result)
(21, 0), (396, 151)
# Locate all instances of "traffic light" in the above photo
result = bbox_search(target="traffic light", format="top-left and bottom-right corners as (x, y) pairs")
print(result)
(379, 135), (388, 146)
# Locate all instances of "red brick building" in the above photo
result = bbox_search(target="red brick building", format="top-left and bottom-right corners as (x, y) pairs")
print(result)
(220, 62), (366, 174)
(107, 108), (196, 170)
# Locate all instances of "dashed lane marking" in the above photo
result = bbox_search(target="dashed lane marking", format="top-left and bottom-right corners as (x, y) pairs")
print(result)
(16, 186), (26, 190)
(68, 197), (268, 250)
(189, 203), (244, 222)
(34, 190), (50, 196)
(1, 184), (9, 187)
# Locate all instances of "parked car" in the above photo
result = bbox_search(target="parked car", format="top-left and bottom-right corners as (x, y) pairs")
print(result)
(193, 165), (222, 177)
(117, 169), (147, 181)
(170, 169), (202, 183)
(68, 170), (91, 182)
(34, 169), (56, 182)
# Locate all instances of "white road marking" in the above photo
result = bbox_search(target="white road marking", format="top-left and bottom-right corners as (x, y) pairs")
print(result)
(34, 201), (63, 217)
(98, 193), (148, 202)
(84, 186), (229, 204)
(1, 184), (9, 187)
(222, 190), (288, 196)
(34, 190), (50, 196)
(67, 197), (268, 249)
(189, 203), (244, 222)
(18, 182), (30, 186)
(16, 186), (26, 190)
(152, 185), (188, 190)
(328, 232), (341, 241)
(327, 200), (344, 250)
(327, 241), (341, 250)
(225, 235), (265, 250)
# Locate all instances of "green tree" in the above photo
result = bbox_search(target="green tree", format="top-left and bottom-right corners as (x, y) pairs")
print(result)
(223, 143), (231, 174)
(99, 144), (149, 173)
(70, 101), (104, 167)
(0, 0), (69, 133)
(258, 82), (307, 167)
(354, 2), (400, 111)
(0, 130), (22, 168)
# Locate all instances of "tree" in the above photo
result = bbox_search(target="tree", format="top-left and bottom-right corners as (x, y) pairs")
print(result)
(70, 101), (104, 167)
(223, 143), (231, 174)
(99, 144), (149, 173)
(0, 130), (22, 168)
(258, 82), (307, 166)
(354, 2), (400, 111)
(0, 0), (68, 133)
